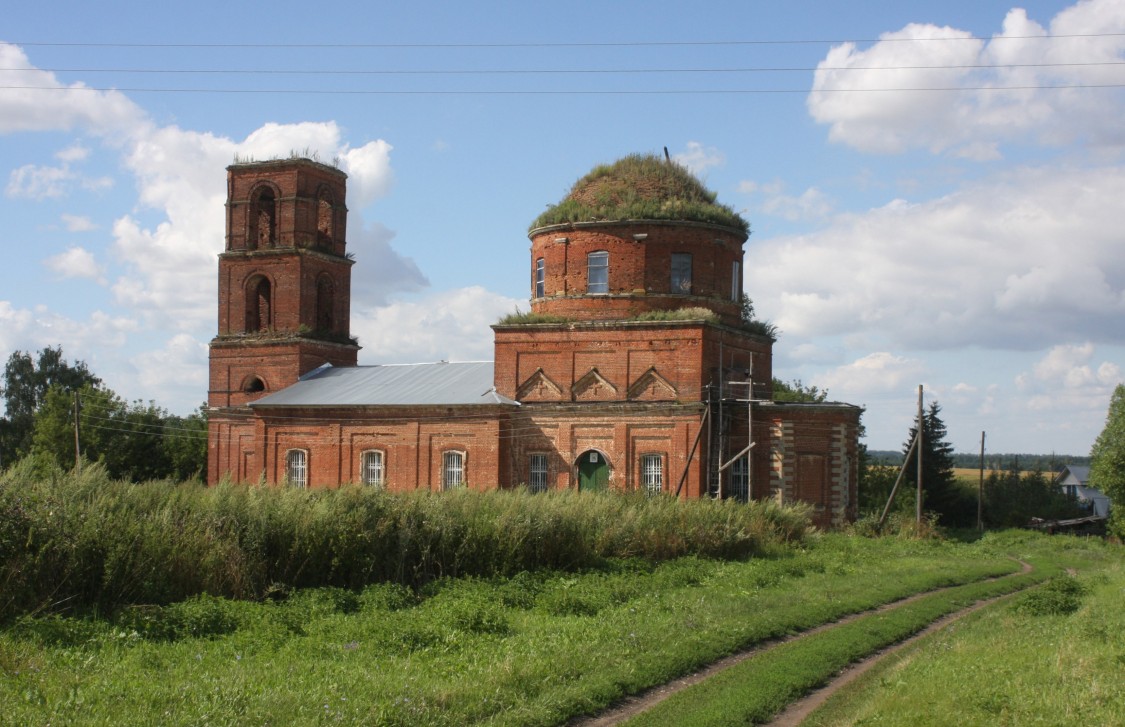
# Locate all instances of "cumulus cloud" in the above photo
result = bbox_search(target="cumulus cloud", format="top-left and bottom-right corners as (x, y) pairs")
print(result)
(0, 43), (148, 137)
(1014, 343), (1122, 430)
(807, 0), (1125, 156)
(674, 142), (725, 175)
(131, 333), (209, 393)
(6, 163), (73, 199)
(352, 287), (523, 365)
(44, 246), (105, 283)
(748, 164), (1125, 350)
(61, 214), (97, 232)
(741, 179), (833, 221)
(817, 351), (927, 398)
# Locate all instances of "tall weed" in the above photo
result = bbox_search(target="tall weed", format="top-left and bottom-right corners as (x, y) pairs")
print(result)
(0, 469), (810, 620)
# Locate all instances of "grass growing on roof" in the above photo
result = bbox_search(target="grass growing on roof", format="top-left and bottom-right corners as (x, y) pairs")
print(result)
(531, 154), (749, 234)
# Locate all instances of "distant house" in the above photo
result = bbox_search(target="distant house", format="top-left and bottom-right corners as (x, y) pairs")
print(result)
(1054, 465), (1111, 517)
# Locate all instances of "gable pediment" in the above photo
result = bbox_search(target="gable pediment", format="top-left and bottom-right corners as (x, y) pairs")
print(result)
(628, 366), (677, 401)
(516, 368), (565, 402)
(572, 368), (617, 401)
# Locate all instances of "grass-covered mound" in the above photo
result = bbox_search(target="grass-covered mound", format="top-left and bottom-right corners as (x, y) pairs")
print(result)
(531, 153), (749, 234)
(0, 462), (810, 621)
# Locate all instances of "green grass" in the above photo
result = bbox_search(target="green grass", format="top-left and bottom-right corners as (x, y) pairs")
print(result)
(530, 153), (749, 234)
(622, 532), (1118, 726)
(0, 466), (811, 620)
(0, 534), (1032, 726)
(804, 546), (1125, 727)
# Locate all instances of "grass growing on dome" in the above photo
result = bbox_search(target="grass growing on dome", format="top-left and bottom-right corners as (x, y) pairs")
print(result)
(629, 307), (719, 323)
(531, 153), (750, 234)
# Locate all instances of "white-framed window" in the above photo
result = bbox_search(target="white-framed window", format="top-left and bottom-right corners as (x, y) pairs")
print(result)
(442, 450), (465, 490)
(671, 253), (692, 294)
(729, 455), (749, 502)
(587, 251), (609, 294)
(731, 261), (741, 301)
(361, 450), (385, 487)
(641, 453), (663, 496)
(534, 258), (545, 299)
(286, 449), (308, 488)
(529, 453), (549, 493)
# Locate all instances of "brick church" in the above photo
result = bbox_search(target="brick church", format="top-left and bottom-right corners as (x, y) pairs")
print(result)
(207, 155), (862, 527)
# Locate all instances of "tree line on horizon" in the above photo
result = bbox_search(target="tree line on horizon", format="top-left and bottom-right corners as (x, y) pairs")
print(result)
(0, 347), (206, 481)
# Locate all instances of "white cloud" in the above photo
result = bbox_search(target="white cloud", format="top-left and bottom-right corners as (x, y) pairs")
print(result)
(352, 287), (523, 364)
(61, 214), (97, 232)
(748, 164), (1125, 350)
(807, 1), (1125, 156)
(0, 301), (34, 352)
(674, 142), (725, 175)
(1013, 343), (1121, 426)
(817, 351), (926, 398)
(6, 163), (73, 199)
(131, 333), (209, 393)
(44, 246), (105, 283)
(742, 179), (833, 221)
(55, 143), (90, 163)
(342, 140), (395, 210)
(0, 43), (148, 137)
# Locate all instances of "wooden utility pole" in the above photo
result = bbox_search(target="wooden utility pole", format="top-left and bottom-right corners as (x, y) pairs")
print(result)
(978, 431), (985, 531)
(73, 390), (81, 473)
(916, 384), (923, 526)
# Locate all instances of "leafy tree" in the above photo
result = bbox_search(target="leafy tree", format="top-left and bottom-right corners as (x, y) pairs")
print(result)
(902, 402), (975, 527)
(30, 385), (208, 483)
(1089, 383), (1125, 535)
(772, 379), (829, 403)
(1, 347), (100, 464)
(982, 460), (1086, 528)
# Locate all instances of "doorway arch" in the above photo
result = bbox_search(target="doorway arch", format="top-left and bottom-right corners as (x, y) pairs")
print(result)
(575, 449), (611, 492)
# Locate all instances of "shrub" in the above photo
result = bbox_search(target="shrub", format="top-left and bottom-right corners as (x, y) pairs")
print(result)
(1014, 576), (1088, 616)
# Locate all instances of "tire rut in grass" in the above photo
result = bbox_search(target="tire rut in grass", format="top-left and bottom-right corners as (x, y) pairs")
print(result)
(571, 559), (1033, 727)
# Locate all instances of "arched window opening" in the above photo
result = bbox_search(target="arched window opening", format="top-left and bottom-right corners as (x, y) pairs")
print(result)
(317, 188), (335, 247)
(528, 453), (549, 493)
(587, 251), (609, 294)
(243, 376), (266, 393)
(245, 276), (272, 333)
(534, 258), (545, 299)
(671, 253), (692, 294)
(286, 449), (308, 488)
(442, 451), (465, 490)
(641, 453), (664, 496)
(249, 187), (277, 249)
(316, 275), (335, 333)
(361, 450), (385, 487)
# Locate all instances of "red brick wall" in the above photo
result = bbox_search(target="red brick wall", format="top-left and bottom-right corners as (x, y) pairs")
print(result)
(764, 403), (862, 527)
(529, 220), (747, 326)
(209, 406), (507, 489)
(493, 321), (772, 404)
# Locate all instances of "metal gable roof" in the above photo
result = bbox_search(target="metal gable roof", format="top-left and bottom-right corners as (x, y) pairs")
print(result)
(249, 361), (518, 408)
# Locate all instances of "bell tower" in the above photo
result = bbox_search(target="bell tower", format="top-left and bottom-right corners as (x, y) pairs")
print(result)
(208, 158), (359, 410)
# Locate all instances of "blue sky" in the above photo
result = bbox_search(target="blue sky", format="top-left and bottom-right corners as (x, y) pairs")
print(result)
(2, 0), (1123, 455)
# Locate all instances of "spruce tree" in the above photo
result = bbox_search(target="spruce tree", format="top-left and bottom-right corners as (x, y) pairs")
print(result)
(902, 402), (974, 526)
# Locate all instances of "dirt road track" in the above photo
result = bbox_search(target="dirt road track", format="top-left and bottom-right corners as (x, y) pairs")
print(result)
(573, 560), (1033, 727)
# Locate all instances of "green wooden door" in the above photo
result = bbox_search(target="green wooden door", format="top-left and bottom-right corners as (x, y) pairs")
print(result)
(577, 450), (609, 492)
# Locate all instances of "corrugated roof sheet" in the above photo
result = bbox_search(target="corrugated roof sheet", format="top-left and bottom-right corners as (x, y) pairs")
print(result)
(249, 361), (519, 408)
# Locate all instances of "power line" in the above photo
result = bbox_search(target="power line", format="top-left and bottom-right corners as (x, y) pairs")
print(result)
(4, 84), (1123, 96)
(9, 33), (1125, 49)
(5, 61), (1123, 76)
